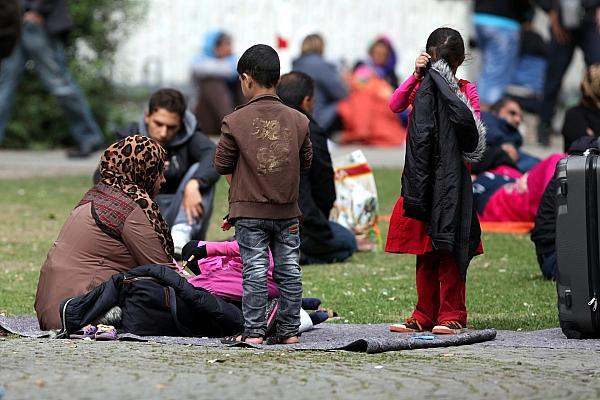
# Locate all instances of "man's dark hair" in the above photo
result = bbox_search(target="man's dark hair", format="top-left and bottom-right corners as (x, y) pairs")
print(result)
(148, 88), (187, 119)
(277, 71), (315, 110)
(237, 44), (280, 88)
(490, 97), (519, 114)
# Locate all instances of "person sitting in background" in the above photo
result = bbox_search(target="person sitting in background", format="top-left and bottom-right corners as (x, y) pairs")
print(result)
(531, 136), (597, 280)
(337, 36), (406, 146)
(191, 30), (241, 136)
(181, 240), (332, 333)
(473, 153), (564, 223)
(479, 97), (540, 173)
(276, 71), (357, 264)
(561, 64), (600, 152)
(36, 136), (175, 330)
(96, 88), (219, 254)
(356, 36), (399, 88)
(292, 33), (348, 136)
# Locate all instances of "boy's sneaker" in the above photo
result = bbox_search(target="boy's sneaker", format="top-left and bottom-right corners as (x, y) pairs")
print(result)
(432, 321), (464, 334)
(389, 317), (423, 333)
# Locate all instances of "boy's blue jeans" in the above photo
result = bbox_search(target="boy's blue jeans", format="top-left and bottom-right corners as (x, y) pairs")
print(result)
(234, 218), (302, 339)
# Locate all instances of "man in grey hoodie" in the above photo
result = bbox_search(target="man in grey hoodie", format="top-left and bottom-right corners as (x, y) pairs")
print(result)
(97, 88), (219, 254)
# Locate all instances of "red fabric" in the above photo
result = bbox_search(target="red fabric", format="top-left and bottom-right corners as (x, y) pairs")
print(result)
(385, 196), (433, 254)
(386, 77), (482, 255)
(338, 70), (406, 147)
(480, 154), (565, 222)
(411, 252), (467, 329)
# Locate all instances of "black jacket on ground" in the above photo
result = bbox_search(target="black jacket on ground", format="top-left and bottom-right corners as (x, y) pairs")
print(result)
(59, 264), (244, 337)
(114, 111), (220, 194)
(402, 60), (486, 279)
(298, 117), (336, 244)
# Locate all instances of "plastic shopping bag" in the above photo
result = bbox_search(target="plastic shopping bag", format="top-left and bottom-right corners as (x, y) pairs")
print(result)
(329, 150), (381, 251)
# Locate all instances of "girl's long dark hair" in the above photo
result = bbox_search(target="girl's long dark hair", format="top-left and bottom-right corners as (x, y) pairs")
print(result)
(425, 27), (465, 70)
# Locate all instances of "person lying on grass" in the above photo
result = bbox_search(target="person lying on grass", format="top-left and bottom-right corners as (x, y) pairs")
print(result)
(181, 240), (332, 335)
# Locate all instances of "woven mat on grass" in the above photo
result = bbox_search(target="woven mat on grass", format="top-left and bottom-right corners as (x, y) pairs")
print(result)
(0, 315), (497, 354)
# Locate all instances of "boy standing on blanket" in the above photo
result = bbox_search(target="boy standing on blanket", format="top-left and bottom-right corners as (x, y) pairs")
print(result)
(214, 44), (313, 344)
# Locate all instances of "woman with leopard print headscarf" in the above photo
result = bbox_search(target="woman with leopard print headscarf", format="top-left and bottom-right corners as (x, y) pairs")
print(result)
(35, 136), (176, 330)
(562, 64), (600, 152)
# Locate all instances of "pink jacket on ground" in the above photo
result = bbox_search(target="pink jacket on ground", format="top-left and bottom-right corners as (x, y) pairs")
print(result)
(479, 154), (566, 222)
(186, 241), (280, 301)
(389, 73), (481, 118)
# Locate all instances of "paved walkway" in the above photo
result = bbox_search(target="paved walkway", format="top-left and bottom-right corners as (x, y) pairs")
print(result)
(0, 141), (562, 179)
(0, 333), (597, 399)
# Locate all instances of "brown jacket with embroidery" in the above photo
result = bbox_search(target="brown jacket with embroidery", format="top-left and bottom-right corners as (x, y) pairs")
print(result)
(215, 94), (312, 219)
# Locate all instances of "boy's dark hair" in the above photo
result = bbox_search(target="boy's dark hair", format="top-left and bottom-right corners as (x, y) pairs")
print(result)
(237, 44), (280, 88)
(148, 88), (187, 119)
(425, 27), (465, 70)
(277, 71), (315, 110)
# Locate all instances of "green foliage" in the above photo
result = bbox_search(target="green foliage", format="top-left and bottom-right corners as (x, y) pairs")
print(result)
(2, 0), (146, 149)
(0, 169), (558, 330)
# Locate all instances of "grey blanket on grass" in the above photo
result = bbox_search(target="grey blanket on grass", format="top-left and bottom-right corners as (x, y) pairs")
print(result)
(0, 315), (498, 354)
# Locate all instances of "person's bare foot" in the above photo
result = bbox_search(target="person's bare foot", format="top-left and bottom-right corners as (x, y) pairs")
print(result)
(244, 336), (263, 344)
(278, 336), (299, 344)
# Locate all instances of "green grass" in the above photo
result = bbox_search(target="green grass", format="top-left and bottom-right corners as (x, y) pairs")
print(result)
(0, 170), (558, 330)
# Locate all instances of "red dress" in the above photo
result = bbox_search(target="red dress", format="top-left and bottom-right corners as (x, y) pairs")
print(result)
(385, 76), (483, 256)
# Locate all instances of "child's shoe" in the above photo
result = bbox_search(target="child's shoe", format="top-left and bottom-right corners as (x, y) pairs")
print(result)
(432, 320), (464, 334)
(389, 317), (423, 333)
(94, 324), (118, 341)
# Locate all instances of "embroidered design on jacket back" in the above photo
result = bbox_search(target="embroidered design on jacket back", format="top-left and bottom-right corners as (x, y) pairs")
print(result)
(252, 117), (290, 175)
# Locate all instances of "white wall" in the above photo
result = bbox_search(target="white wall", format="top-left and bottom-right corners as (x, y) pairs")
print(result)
(112, 0), (585, 97)
(113, 0), (475, 86)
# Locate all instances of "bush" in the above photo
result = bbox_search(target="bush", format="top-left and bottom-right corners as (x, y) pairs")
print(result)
(1, 0), (145, 149)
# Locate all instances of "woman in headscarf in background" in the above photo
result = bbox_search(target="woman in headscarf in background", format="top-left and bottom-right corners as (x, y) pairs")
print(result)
(35, 136), (175, 330)
(191, 30), (241, 136)
(337, 36), (405, 146)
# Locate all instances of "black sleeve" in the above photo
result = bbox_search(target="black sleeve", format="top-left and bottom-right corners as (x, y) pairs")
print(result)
(298, 170), (333, 241)
(531, 178), (557, 256)
(308, 125), (336, 215)
(187, 132), (220, 189)
(402, 80), (435, 221)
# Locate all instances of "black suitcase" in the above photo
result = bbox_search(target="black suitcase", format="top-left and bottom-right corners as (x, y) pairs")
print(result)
(556, 154), (600, 338)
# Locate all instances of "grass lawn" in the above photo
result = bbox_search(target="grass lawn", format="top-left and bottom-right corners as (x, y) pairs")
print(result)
(0, 170), (558, 331)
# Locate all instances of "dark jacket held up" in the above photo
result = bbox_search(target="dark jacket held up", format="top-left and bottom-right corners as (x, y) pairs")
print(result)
(402, 59), (486, 278)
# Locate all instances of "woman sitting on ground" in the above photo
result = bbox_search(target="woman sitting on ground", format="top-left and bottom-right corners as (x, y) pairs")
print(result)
(35, 136), (175, 330)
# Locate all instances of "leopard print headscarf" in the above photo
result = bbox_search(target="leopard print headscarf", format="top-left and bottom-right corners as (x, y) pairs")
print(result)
(99, 135), (174, 258)
(582, 64), (600, 112)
